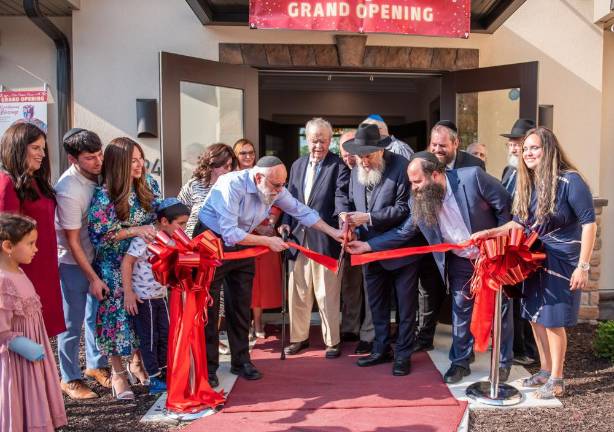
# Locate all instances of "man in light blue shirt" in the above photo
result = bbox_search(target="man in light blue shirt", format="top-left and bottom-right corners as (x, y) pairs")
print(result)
(195, 156), (342, 385)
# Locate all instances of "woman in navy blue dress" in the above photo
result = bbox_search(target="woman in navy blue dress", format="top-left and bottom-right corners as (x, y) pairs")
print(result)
(473, 126), (596, 399)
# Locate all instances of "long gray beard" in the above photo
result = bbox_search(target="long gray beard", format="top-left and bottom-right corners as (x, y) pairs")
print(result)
(357, 159), (385, 188)
(257, 188), (277, 206)
(507, 154), (519, 168)
(411, 182), (445, 228)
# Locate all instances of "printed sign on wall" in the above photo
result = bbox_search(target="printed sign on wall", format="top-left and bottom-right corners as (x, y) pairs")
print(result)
(0, 90), (48, 136)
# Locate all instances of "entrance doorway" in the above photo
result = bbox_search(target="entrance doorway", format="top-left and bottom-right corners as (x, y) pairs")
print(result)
(160, 52), (537, 195)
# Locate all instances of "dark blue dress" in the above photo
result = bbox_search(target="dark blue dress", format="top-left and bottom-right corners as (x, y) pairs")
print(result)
(516, 172), (595, 328)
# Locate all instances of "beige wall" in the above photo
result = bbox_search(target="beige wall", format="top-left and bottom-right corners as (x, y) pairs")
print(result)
(0, 16), (72, 181)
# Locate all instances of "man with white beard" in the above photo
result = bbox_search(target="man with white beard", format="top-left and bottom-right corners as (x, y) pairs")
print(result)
(500, 119), (539, 367)
(194, 156), (343, 386)
(341, 124), (419, 376)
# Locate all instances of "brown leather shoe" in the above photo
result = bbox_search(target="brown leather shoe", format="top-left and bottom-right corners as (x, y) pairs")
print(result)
(84, 368), (112, 389)
(61, 379), (98, 400)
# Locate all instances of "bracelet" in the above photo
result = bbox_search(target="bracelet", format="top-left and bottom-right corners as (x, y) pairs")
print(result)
(577, 261), (590, 272)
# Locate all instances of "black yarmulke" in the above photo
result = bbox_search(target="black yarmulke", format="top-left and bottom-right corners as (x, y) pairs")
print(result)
(256, 156), (283, 167)
(434, 120), (458, 133)
(410, 151), (443, 166)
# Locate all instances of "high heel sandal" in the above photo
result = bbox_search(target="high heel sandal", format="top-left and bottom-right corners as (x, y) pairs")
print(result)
(111, 370), (135, 400)
(127, 359), (150, 386)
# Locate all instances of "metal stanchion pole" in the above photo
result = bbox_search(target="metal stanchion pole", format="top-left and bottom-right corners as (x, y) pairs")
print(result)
(280, 230), (289, 360)
(466, 288), (523, 406)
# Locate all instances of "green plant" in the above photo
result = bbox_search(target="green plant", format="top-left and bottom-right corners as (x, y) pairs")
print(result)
(593, 320), (614, 363)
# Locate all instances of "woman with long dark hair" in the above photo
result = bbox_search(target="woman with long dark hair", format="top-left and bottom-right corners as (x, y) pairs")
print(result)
(473, 126), (596, 399)
(178, 143), (237, 237)
(0, 122), (64, 337)
(88, 137), (160, 400)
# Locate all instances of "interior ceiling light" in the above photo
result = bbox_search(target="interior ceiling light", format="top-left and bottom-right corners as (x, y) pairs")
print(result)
(327, 75), (332, 81)
(369, 75), (374, 82)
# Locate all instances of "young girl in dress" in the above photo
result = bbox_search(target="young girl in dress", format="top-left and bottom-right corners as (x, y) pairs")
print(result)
(0, 213), (67, 431)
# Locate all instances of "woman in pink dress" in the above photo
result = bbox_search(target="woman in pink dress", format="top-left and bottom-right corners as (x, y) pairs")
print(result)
(0, 213), (67, 431)
(233, 139), (282, 339)
(0, 122), (64, 337)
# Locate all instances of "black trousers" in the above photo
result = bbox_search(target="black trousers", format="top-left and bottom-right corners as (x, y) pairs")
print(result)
(133, 297), (170, 376)
(364, 261), (419, 360)
(416, 254), (447, 345)
(194, 221), (256, 376)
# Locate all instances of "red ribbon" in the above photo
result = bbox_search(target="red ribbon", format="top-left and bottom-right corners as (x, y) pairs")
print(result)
(348, 228), (545, 353)
(147, 228), (341, 413)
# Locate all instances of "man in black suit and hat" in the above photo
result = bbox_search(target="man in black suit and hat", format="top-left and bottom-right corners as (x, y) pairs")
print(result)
(342, 123), (419, 376)
(500, 118), (539, 366)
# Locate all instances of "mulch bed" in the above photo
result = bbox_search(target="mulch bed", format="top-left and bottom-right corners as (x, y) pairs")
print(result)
(51, 322), (612, 431)
(470, 323), (614, 432)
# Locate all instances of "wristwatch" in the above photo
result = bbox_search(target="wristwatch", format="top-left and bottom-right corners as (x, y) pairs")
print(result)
(577, 261), (590, 272)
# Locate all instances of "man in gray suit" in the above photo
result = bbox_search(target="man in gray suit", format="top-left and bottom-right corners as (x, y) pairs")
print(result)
(348, 151), (514, 384)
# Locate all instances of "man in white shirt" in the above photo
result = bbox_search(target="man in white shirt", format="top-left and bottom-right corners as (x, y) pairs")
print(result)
(55, 129), (109, 399)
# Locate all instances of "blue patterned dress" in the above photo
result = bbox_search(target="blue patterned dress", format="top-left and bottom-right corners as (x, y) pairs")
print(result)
(517, 171), (595, 328)
(88, 175), (161, 356)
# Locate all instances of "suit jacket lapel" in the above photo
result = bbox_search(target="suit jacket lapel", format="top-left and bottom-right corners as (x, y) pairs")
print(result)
(447, 170), (472, 232)
(367, 151), (391, 211)
(307, 153), (331, 206)
(297, 157), (309, 204)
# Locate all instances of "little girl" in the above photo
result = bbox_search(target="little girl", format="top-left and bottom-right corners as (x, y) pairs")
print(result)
(0, 213), (67, 431)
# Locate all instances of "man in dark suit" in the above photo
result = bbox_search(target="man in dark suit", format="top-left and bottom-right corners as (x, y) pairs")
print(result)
(413, 119), (484, 352)
(348, 151), (515, 383)
(342, 123), (416, 376)
(430, 120), (485, 170)
(500, 118), (538, 366)
(280, 117), (350, 359)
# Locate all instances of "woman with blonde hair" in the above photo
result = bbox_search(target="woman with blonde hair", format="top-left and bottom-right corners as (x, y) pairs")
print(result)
(233, 138), (256, 171)
(472, 126), (596, 399)
(88, 137), (160, 399)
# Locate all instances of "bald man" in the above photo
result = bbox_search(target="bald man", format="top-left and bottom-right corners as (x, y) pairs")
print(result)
(195, 156), (343, 384)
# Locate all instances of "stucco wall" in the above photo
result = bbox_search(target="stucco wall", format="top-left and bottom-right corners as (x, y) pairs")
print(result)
(0, 16), (72, 181)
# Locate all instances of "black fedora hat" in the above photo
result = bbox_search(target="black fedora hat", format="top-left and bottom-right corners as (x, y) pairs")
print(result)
(343, 123), (388, 156)
(501, 119), (536, 139)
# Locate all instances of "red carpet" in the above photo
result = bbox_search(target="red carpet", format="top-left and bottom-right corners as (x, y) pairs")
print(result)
(183, 328), (467, 432)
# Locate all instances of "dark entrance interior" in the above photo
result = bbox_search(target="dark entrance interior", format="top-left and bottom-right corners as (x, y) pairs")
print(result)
(258, 71), (442, 168)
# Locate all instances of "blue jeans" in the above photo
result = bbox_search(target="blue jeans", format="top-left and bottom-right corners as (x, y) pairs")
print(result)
(57, 263), (107, 382)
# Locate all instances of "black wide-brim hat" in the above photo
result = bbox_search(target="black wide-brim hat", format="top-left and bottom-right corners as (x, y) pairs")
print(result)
(501, 118), (536, 139)
(343, 123), (389, 156)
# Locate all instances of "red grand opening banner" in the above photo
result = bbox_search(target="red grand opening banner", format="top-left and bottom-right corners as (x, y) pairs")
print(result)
(249, 0), (471, 38)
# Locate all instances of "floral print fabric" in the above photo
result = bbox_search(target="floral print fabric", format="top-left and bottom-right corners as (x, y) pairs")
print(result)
(88, 175), (160, 356)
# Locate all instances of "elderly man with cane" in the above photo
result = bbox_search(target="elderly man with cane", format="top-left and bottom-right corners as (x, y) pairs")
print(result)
(194, 156), (343, 387)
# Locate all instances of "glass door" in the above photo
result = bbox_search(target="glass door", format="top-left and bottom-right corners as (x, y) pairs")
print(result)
(160, 52), (258, 195)
(440, 62), (538, 178)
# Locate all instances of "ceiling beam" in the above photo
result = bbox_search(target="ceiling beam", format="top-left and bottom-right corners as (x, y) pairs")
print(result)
(185, 0), (213, 25)
(472, 0), (527, 34)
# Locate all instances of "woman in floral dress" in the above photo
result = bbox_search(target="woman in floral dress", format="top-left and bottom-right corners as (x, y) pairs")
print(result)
(88, 137), (160, 400)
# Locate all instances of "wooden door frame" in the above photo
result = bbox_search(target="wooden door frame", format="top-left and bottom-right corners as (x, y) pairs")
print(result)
(159, 51), (258, 195)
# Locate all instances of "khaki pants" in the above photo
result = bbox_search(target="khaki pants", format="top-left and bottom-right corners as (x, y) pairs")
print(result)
(288, 253), (341, 347)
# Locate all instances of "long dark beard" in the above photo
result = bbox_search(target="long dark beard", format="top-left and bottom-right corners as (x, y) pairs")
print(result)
(411, 181), (445, 228)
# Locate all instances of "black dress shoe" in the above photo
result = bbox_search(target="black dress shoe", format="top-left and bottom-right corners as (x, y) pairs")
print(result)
(325, 344), (341, 359)
(340, 332), (360, 342)
(355, 340), (373, 354)
(284, 340), (309, 355)
(230, 362), (262, 380)
(499, 366), (511, 383)
(208, 374), (219, 388)
(392, 358), (412, 376)
(443, 365), (470, 384)
(412, 340), (435, 353)
(356, 351), (393, 367)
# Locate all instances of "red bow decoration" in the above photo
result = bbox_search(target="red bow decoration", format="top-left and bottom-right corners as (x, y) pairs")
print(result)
(148, 229), (226, 413)
(469, 228), (545, 351)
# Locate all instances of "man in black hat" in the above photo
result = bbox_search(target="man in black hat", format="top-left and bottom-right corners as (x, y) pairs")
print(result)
(429, 120), (485, 170)
(347, 151), (514, 384)
(341, 123), (417, 376)
(500, 118), (538, 366)
(500, 118), (535, 194)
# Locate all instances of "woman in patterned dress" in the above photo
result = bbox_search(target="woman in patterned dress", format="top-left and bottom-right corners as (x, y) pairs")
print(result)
(88, 137), (160, 400)
(473, 127), (596, 399)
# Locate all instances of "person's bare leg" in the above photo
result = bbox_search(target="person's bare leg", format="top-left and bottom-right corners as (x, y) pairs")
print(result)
(546, 327), (567, 378)
(128, 350), (149, 384)
(253, 307), (265, 337)
(531, 322), (552, 372)
(110, 355), (133, 399)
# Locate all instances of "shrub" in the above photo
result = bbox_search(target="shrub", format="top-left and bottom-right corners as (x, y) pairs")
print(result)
(593, 320), (614, 363)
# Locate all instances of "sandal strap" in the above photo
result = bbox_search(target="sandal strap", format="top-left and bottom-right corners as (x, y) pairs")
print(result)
(522, 370), (551, 387)
(533, 378), (565, 399)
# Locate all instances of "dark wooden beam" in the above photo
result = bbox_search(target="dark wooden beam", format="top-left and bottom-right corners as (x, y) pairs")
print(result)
(185, 0), (213, 25)
(472, 0), (527, 34)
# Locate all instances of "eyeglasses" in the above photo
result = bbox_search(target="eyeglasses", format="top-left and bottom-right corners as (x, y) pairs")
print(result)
(265, 176), (286, 190)
(239, 151), (255, 157)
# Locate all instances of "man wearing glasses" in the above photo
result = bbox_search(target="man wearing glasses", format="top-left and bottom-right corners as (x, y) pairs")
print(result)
(280, 117), (350, 359)
(194, 155), (343, 386)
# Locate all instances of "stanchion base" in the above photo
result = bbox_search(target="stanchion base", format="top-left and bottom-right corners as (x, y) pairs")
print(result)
(466, 381), (523, 406)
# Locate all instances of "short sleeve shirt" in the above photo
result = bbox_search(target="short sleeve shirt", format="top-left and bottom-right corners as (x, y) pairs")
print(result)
(126, 237), (167, 299)
(55, 165), (97, 264)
